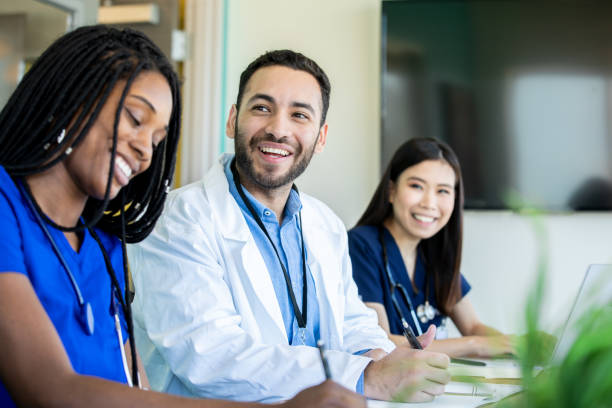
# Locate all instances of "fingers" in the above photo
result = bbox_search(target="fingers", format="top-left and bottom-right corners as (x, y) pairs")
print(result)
(323, 381), (367, 408)
(421, 380), (446, 397)
(425, 350), (450, 369)
(408, 391), (437, 403)
(393, 379), (446, 403)
(294, 380), (366, 408)
(364, 348), (451, 403)
(424, 365), (451, 385)
(418, 324), (436, 348)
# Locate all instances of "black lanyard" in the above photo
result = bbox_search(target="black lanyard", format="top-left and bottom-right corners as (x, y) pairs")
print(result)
(230, 159), (308, 329)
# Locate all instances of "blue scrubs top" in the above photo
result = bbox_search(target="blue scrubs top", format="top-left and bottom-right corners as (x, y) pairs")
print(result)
(348, 225), (470, 337)
(0, 166), (129, 407)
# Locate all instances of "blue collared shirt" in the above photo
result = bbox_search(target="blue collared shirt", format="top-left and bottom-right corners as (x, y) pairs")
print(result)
(224, 157), (365, 394)
(224, 158), (321, 346)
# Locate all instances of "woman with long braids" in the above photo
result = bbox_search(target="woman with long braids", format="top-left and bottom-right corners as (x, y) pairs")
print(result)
(0, 25), (364, 407)
(349, 138), (514, 358)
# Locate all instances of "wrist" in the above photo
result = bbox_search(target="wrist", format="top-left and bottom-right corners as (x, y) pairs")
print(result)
(363, 361), (388, 400)
(363, 348), (387, 361)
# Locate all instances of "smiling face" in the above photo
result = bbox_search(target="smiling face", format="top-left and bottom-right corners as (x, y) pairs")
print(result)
(386, 159), (457, 243)
(63, 70), (172, 200)
(226, 65), (328, 191)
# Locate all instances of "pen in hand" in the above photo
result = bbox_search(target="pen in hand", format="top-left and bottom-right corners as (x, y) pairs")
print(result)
(401, 319), (486, 366)
(316, 340), (332, 380)
(400, 318), (423, 349)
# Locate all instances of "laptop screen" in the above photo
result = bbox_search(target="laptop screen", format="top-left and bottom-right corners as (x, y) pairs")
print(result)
(551, 264), (612, 363)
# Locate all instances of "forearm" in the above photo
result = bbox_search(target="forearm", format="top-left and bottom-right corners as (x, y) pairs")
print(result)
(10, 370), (268, 408)
(426, 334), (513, 358)
(469, 323), (503, 337)
(424, 337), (485, 358)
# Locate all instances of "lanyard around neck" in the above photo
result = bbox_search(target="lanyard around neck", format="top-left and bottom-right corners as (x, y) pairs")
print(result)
(230, 159), (308, 329)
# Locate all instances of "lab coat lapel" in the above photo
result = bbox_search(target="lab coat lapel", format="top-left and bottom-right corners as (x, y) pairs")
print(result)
(204, 156), (287, 339)
(301, 207), (345, 346)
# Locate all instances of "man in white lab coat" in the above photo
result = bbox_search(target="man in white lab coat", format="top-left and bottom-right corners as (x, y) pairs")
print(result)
(128, 50), (450, 403)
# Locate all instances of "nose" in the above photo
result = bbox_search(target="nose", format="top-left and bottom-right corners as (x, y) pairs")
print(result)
(419, 188), (436, 209)
(130, 129), (154, 167)
(264, 112), (290, 140)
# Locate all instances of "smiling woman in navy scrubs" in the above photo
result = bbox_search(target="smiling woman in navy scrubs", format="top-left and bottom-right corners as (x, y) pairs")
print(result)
(349, 138), (513, 358)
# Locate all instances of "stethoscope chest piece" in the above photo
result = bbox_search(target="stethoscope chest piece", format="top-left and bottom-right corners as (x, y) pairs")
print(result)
(416, 301), (436, 324)
(79, 302), (95, 336)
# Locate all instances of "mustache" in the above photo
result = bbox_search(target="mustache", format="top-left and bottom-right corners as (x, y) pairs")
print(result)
(248, 132), (291, 146)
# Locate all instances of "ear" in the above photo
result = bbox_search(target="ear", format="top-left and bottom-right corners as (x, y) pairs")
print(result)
(388, 180), (396, 204)
(313, 123), (328, 154)
(225, 105), (238, 139)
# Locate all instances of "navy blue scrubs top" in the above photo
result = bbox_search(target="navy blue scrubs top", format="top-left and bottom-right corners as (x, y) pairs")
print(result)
(0, 166), (129, 407)
(348, 225), (471, 337)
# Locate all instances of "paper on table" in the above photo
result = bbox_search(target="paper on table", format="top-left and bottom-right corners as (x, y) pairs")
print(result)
(449, 362), (522, 379)
(367, 394), (488, 408)
(366, 382), (522, 408)
(446, 381), (522, 398)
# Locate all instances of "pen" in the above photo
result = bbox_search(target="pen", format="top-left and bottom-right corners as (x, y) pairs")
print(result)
(450, 357), (487, 366)
(316, 340), (332, 380)
(401, 320), (487, 366)
(400, 317), (423, 349)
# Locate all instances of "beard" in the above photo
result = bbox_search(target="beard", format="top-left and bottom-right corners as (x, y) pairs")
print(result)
(234, 127), (318, 190)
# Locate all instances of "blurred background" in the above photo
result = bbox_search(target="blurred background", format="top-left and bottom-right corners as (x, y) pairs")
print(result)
(1, 0), (611, 339)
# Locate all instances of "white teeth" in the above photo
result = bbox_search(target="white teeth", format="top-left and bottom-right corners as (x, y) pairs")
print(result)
(413, 214), (435, 223)
(116, 156), (132, 179)
(260, 146), (289, 156)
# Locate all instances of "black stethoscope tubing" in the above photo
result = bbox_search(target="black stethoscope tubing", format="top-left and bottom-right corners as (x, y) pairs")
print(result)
(18, 179), (135, 386)
(19, 181), (95, 334)
(230, 159), (308, 330)
(378, 226), (428, 336)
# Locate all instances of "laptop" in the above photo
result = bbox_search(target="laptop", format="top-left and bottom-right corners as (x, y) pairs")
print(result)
(451, 264), (612, 378)
(550, 264), (612, 363)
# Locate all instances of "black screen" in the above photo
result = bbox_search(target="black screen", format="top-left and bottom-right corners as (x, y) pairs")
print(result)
(382, 0), (612, 210)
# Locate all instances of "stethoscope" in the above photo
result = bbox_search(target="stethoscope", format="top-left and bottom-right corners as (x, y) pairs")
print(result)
(378, 227), (437, 336)
(18, 181), (135, 387)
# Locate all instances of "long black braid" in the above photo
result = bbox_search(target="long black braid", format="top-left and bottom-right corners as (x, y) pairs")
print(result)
(0, 25), (182, 387)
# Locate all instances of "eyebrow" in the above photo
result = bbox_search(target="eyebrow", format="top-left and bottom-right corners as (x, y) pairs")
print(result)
(407, 176), (454, 189)
(128, 95), (170, 132)
(247, 93), (316, 115)
(129, 94), (157, 113)
(292, 101), (315, 115)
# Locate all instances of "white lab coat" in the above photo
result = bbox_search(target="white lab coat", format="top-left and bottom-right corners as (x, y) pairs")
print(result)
(128, 154), (395, 402)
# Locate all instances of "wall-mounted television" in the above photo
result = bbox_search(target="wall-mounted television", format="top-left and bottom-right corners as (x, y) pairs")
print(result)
(381, 0), (612, 211)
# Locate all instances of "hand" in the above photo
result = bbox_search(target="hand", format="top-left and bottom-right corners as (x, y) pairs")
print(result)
(280, 380), (366, 408)
(363, 348), (387, 361)
(474, 334), (516, 357)
(363, 345), (450, 402)
(417, 324), (436, 348)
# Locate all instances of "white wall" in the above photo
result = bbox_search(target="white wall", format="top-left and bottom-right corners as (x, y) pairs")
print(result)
(462, 211), (612, 336)
(224, 0), (612, 336)
(225, 0), (382, 226)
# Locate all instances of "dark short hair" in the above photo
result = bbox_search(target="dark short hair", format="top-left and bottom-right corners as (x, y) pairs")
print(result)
(354, 138), (464, 314)
(235, 49), (331, 126)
